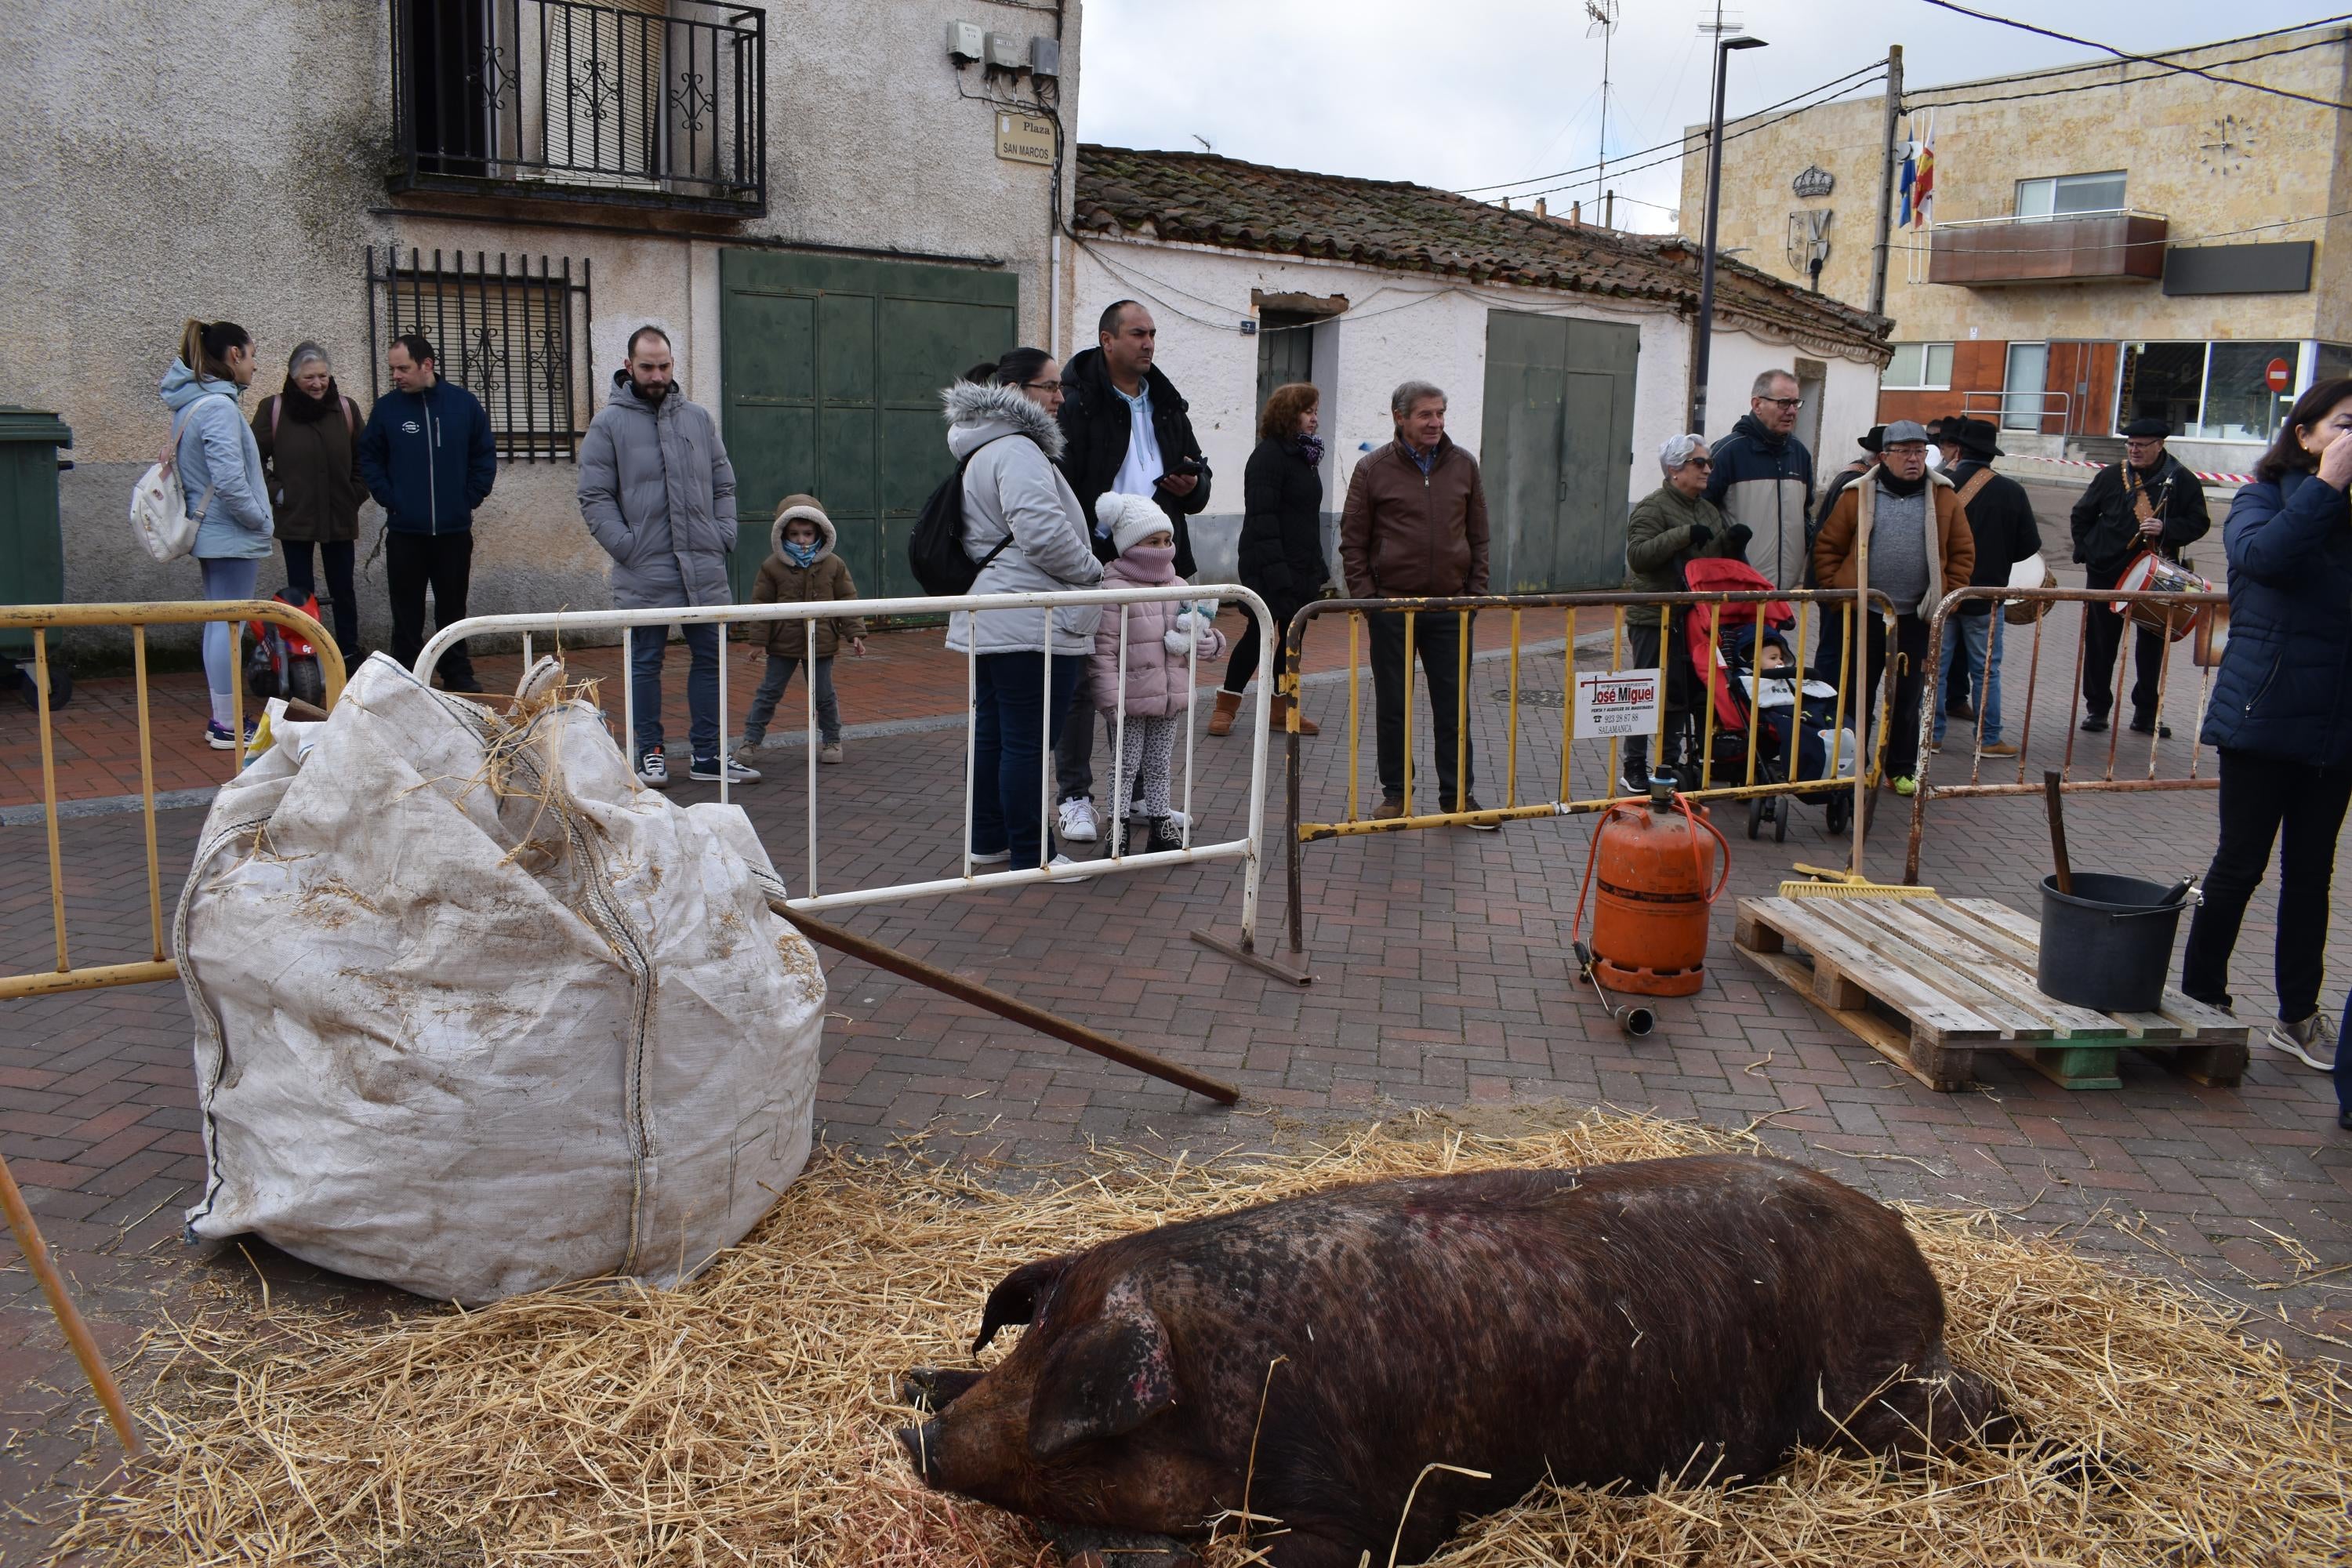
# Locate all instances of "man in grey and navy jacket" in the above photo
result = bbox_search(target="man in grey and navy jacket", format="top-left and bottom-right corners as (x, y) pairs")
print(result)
(1705, 368), (1817, 590)
(358, 332), (496, 691)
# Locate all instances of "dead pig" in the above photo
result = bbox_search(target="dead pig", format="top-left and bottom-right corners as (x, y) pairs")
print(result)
(898, 1154), (2005, 1568)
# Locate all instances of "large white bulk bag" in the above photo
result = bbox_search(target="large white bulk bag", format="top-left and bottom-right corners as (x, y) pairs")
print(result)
(177, 654), (823, 1303)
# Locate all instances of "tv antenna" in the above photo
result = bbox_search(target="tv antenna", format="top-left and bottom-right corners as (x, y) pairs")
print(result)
(1584, 0), (1619, 212)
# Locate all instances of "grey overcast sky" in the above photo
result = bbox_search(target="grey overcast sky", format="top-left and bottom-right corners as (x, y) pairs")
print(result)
(1073, 2), (2338, 231)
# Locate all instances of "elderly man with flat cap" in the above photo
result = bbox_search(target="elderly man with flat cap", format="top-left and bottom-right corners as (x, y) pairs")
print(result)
(2070, 417), (2211, 735)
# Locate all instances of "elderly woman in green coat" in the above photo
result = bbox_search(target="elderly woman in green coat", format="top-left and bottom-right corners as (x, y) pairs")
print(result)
(1619, 433), (1747, 788)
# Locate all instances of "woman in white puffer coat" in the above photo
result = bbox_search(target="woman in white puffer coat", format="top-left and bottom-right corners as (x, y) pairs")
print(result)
(942, 350), (1104, 873)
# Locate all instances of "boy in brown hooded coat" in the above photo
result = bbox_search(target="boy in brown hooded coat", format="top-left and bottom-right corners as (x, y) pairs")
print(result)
(745, 493), (867, 761)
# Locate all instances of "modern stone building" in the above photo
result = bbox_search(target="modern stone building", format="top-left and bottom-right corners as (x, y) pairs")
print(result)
(1678, 25), (2352, 473)
(6, 0), (1083, 653)
(1071, 146), (1888, 592)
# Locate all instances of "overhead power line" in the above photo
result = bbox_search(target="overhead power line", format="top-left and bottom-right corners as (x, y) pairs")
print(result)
(1905, 15), (2350, 96)
(1907, 34), (2347, 111)
(1916, 2), (2352, 111)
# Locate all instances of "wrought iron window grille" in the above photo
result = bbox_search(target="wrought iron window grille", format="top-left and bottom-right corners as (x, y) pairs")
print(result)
(389, 0), (767, 214)
(366, 245), (594, 462)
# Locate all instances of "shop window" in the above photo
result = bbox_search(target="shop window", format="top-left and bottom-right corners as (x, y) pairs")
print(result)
(1883, 343), (1954, 389)
(2118, 342), (2204, 435)
(2202, 341), (2299, 443)
(2015, 171), (2127, 220)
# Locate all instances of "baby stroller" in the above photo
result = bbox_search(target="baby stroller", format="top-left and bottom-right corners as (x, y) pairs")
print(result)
(1679, 557), (1856, 842)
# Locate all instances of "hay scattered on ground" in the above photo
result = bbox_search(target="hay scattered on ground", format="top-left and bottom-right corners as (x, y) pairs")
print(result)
(52, 1111), (2351, 1566)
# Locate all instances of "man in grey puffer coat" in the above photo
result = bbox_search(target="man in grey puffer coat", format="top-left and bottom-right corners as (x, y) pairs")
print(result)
(579, 326), (758, 788)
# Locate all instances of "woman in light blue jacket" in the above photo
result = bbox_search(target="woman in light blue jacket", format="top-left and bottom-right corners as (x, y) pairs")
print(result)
(161, 319), (272, 747)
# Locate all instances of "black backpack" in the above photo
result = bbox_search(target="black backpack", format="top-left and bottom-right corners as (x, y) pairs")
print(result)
(907, 434), (1024, 596)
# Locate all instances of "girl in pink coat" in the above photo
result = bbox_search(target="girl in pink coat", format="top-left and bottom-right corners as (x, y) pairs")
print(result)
(1089, 493), (1228, 855)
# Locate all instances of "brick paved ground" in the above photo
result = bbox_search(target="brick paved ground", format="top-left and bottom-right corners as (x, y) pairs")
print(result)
(5, 487), (2347, 1563)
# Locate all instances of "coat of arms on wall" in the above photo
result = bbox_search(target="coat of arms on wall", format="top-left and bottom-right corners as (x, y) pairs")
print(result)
(1787, 209), (1833, 275)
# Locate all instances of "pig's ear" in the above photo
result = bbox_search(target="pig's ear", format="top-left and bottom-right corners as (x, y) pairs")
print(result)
(973, 1254), (1072, 1356)
(1025, 1283), (1176, 1459)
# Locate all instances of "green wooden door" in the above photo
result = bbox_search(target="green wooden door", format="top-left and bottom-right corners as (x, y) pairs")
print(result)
(718, 252), (1018, 604)
(1476, 311), (1639, 591)
(1255, 311), (1317, 413)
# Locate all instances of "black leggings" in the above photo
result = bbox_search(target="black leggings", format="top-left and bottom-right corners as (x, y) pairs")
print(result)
(1221, 589), (1307, 695)
(2180, 748), (2352, 1022)
(282, 539), (358, 656)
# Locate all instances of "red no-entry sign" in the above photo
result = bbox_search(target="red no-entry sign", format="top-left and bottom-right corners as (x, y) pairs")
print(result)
(2266, 358), (2292, 392)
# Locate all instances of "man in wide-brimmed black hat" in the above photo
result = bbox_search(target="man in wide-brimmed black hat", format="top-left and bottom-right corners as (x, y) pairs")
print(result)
(1930, 418), (2039, 757)
(2070, 416), (2210, 735)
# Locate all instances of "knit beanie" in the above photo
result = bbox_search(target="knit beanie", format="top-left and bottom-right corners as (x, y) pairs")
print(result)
(1095, 492), (1170, 555)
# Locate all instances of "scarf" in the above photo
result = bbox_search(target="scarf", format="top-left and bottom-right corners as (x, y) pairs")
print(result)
(278, 376), (344, 424)
(1877, 468), (1928, 498)
(782, 539), (821, 568)
(1294, 433), (1325, 466)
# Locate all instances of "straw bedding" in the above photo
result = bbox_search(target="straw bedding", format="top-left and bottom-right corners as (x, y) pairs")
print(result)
(53, 1110), (2350, 1566)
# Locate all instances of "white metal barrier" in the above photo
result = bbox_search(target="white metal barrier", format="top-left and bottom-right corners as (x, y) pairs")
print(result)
(413, 584), (1278, 948)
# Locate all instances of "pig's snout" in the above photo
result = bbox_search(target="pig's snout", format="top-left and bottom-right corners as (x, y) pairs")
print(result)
(897, 1419), (944, 1485)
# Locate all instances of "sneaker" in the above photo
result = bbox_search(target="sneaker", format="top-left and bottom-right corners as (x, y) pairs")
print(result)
(967, 846), (1011, 866)
(1451, 793), (1501, 831)
(1057, 797), (1100, 843)
(1893, 775), (1918, 797)
(1373, 794), (1406, 821)
(1145, 818), (1187, 855)
(689, 754), (762, 785)
(2269, 1011), (2339, 1073)
(1980, 740), (2020, 757)
(1045, 852), (1094, 882)
(637, 750), (671, 789)
(818, 743), (844, 764)
(205, 719), (259, 751)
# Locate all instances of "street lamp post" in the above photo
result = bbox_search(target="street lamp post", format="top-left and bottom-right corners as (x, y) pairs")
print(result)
(1690, 34), (1768, 436)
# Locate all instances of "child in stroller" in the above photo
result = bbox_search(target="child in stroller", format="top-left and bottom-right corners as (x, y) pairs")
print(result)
(1667, 557), (1858, 840)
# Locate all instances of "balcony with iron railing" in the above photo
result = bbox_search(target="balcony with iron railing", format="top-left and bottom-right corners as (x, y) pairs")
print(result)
(1928, 209), (2169, 287)
(389, 0), (765, 214)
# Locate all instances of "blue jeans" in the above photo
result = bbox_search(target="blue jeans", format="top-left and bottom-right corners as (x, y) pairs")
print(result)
(973, 651), (1083, 872)
(1933, 613), (2003, 744)
(630, 622), (720, 761)
(198, 556), (260, 727)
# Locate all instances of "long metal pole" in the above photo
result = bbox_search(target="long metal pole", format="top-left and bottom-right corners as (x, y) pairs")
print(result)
(1691, 40), (1737, 435)
(1869, 45), (1904, 318)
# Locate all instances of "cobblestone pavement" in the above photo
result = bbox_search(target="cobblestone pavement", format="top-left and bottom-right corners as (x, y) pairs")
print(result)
(5, 490), (2347, 1562)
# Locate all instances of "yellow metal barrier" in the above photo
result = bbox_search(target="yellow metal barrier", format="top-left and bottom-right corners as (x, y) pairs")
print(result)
(0, 601), (346, 1002)
(1280, 590), (1900, 954)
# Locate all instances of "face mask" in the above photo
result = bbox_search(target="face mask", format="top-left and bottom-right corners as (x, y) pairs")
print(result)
(783, 539), (819, 567)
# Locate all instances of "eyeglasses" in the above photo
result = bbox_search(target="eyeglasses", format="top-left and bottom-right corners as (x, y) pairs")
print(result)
(1757, 396), (1803, 409)
(1023, 379), (1063, 393)
(1682, 457), (1715, 469)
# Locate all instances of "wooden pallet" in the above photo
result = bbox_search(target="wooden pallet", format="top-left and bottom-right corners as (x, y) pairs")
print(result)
(1733, 895), (2249, 1091)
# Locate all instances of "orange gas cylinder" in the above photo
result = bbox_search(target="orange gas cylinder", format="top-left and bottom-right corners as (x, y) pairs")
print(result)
(1585, 786), (1731, 996)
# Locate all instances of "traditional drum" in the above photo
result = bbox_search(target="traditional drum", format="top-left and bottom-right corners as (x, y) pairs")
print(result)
(2111, 551), (2216, 641)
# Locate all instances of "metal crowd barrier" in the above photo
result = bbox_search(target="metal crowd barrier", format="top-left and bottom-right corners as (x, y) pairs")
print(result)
(416, 583), (1294, 975)
(0, 601), (346, 1003)
(1903, 583), (2229, 885)
(1279, 589), (1900, 956)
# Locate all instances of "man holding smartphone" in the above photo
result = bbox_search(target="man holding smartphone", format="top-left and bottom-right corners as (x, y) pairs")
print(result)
(1051, 299), (1214, 844)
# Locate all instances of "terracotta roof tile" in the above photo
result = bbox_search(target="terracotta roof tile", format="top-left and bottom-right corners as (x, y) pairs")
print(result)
(1073, 145), (1889, 356)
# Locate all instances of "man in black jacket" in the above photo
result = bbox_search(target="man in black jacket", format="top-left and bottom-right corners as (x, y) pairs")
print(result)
(1931, 418), (2038, 757)
(1049, 299), (1213, 843)
(2069, 417), (2211, 735)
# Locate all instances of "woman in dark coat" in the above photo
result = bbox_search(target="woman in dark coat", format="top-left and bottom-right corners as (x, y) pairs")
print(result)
(2180, 376), (2352, 1083)
(1210, 382), (1328, 736)
(252, 342), (368, 655)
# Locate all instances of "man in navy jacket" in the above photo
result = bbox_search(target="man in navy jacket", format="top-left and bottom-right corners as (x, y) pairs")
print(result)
(358, 333), (496, 691)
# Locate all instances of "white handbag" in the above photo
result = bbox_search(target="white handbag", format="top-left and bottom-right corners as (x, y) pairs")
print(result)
(128, 406), (209, 563)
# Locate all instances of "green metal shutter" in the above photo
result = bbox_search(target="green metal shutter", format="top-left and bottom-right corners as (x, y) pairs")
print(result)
(1476, 311), (1638, 591)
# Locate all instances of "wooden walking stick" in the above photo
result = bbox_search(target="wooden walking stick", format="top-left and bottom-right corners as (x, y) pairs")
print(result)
(0, 1152), (143, 1456)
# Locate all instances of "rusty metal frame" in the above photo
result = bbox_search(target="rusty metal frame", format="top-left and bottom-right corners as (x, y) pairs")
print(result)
(0, 601), (347, 1002)
(1280, 589), (1901, 956)
(1903, 583), (2227, 885)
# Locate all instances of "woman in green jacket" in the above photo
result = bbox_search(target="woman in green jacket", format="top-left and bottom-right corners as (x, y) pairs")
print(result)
(1619, 434), (1748, 787)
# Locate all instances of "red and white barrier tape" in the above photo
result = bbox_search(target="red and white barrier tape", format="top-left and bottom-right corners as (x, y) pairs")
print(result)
(1998, 453), (2256, 486)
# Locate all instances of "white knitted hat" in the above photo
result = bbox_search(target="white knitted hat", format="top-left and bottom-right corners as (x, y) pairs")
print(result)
(1095, 492), (1171, 554)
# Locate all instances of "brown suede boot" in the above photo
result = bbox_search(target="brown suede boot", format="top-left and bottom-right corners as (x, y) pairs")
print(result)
(1268, 694), (1321, 735)
(1207, 688), (1242, 736)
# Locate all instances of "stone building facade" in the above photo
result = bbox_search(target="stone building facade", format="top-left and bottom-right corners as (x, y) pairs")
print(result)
(5, 0), (1083, 655)
(1678, 26), (2352, 470)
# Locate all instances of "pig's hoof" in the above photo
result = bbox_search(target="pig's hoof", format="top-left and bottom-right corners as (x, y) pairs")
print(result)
(1048, 1523), (1199, 1568)
(900, 1367), (982, 1412)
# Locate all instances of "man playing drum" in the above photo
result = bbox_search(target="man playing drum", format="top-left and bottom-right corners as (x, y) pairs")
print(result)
(2070, 416), (2211, 736)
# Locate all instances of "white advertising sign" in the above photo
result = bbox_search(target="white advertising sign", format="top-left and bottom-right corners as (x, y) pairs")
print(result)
(1576, 667), (1661, 739)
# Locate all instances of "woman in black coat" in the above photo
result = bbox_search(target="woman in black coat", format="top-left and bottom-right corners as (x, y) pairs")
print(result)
(1210, 382), (1329, 735)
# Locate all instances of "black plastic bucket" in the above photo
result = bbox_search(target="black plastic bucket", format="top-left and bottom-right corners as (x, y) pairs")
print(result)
(2037, 872), (2191, 1013)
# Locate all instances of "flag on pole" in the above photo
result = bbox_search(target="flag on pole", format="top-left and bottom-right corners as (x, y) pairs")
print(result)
(1913, 114), (1936, 229)
(1897, 122), (1918, 228)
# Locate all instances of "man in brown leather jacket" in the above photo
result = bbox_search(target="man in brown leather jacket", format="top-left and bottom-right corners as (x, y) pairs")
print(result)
(1340, 380), (1494, 826)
